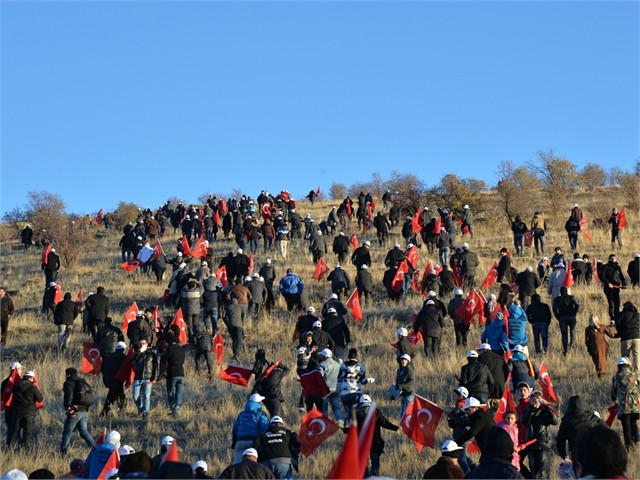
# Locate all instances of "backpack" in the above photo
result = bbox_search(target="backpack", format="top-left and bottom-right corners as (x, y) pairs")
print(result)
(73, 379), (95, 407)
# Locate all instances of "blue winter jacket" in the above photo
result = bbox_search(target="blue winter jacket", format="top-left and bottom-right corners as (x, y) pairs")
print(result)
(481, 317), (508, 353)
(232, 400), (269, 442)
(85, 443), (116, 479)
(507, 304), (528, 347)
(279, 273), (304, 295)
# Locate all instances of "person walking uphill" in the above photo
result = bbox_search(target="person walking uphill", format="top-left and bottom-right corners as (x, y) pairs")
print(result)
(610, 356), (640, 451)
(54, 292), (80, 351)
(131, 337), (158, 417)
(585, 315), (616, 378)
(60, 367), (96, 454)
(279, 269), (304, 313)
(231, 394), (269, 464)
(7, 370), (43, 450)
(617, 301), (640, 372)
(0, 286), (15, 346)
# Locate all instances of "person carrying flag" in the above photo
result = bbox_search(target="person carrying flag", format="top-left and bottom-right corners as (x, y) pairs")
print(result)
(355, 394), (399, 477)
(608, 207), (623, 249)
(7, 370), (43, 450)
(521, 391), (558, 479)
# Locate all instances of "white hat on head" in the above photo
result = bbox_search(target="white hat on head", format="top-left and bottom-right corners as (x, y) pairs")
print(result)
(312, 320), (322, 328)
(396, 327), (408, 336)
(237, 248), (243, 254)
(307, 306), (316, 313)
(454, 288), (463, 296)
(50, 248), (56, 253)
(266, 258), (272, 264)
(427, 291), (437, 297)
(399, 354), (411, 362)
(454, 386), (469, 398)
(9, 362), (22, 370)
(466, 350), (478, 358)
(0, 470), (28, 480)
(161, 435), (175, 446)
(179, 262), (187, 268)
(193, 460), (207, 472)
(249, 393), (265, 403)
(49, 282), (57, 287)
(478, 343), (492, 351)
(361, 264), (368, 270)
(116, 341), (127, 350)
(23, 371), (35, 378)
(462, 397), (481, 409)
(297, 346), (307, 355)
(426, 300), (435, 305)
(407, 243), (414, 248)
(635, 253), (640, 258)
(106, 430), (121, 448)
(617, 357), (630, 366)
(511, 345), (525, 353)
(394, 243), (400, 248)
(318, 348), (333, 358)
(359, 394), (372, 405)
(119, 445), (135, 456)
(242, 448), (258, 458)
(364, 241), (371, 246)
(105, 468), (119, 480)
(244, 276), (252, 283)
(463, 205), (469, 209)
(269, 416), (284, 424)
(252, 272), (260, 278)
(442, 439), (463, 452)
(573, 203), (579, 208)
(329, 293), (338, 300)
(327, 307), (337, 314)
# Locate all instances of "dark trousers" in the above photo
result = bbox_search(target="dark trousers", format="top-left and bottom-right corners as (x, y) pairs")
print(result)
(7, 414), (35, 449)
(195, 347), (214, 374)
(102, 385), (126, 415)
(229, 326), (244, 357)
(604, 286), (621, 321)
(1, 315), (9, 345)
(620, 413), (640, 448)
(263, 397), (282, 417)
(305, 395), (323, 412)
(558, 316), (576, 353)
(423, 337), (441, 356)
(528, 448), (552, 479)
(454, 324), (470, 346)
(285, 294), (302, 313)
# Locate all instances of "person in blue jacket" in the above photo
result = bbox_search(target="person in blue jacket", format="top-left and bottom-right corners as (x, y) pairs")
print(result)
(279, 269), (304, 313)
(507, 301), (529, 351)
(481, 311), (509, 354)
(85, 430), (121, 478)
(231, 394), (269, 464)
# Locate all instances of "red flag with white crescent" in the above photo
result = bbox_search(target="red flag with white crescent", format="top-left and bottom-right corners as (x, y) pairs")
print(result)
(406, 246), (418, 270)
(452, 259), (462, 287)
(122, 301), (139, 333)
(1, 368), (21, 411)
(215, 265), (228, 287)
(494, 374), (516, 423)
(249, 252), (254, 274)
(579, 216), (592, 243)
(401, 395), (443, 452)
(299, 408), (339, 457)
(391, 260), (409, 293)
(346, 289), (362, 323)
(212, 332), (224, 366)
(411, 209), (423, 233)
(97, 448), (120, 480)
(617, 208), (627, 229)
(53, 281), (64, 304)
(120, 258), (145, 272)
(432, 216), (442, 234)
(115, 348), (135, 387)
(219, 364), (253, 386)
(481, 261), (499, 289)
(81, 342), (103, 376)
(191, 236), (208, 259)
(180, 235), (193, 257)
(312, 257), (329, 281)
(349, 232), (359, 250)
(409, 314), (423, 346)
(538, 361), (558, 403)
(171, 308), (188, 345)
(563, 266), (574, 288)
(41, 245), (51, 265)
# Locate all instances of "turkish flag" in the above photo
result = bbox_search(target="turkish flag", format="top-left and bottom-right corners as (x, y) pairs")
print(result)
(53, 281), (64, 304)
(452, 259), (462, 287)
(41, 245), (51, 265)
(249, 252), (254, 274)
(96, 429), (106, 445)
(191, 236), (208, 259)
(213, 210), (220, 227)
(410, 270), (421, 293)
(161, 440), (180, 464)
(97, 448), (120, 480)
(563, 267), (574, 288)
(346, 202), (352, 216)
(349, 232), (359, 250)
(151, 306), (161, 330)
(219, 199), (228, 214)
(593, 258), (599, 283)
(219, 364), (253, 387)
(122, 301), (139, 333)
(579, 216), (593, 243)
(115, 348), (135, 387)
(494, 374), (516, 423)
(171, 308), (188, 345)
(481, 261), (499, 289)
(120, 258), (145, 271)
(1, 368), (21, 411)
(300, 370), (331, 397)
(81, 342), (103, 376)
(406, 246), (418, 269)
(212, 332), (224, 366)
(261, 203), (272, 221)
(32, 371), (44, 409)
(180, 235), (193, 257)
(455, 290), (484, 326)
(346, 289), (362, 323)
(605, 405), (618, 427)
(327, 402), (377, 479)
(316, 186), (321, 196)
(401, 395), (443, 452)
(391, 260), (409, 293)
(76, 289), (83, 305)
(617, 208), (627, 229)
(538, 361), (558, 403)
(312, 257), (329, 281)
(299, 408), (339, 457)
(432, 217), (442, 234)
(152, 240), (165, 261)
(215, 265), (229, 287)
(411, 209), (423, 233)
(408, 314), (423, 346)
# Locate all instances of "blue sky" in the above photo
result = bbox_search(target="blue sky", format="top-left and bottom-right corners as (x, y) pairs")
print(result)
(1, 1), (638, 216)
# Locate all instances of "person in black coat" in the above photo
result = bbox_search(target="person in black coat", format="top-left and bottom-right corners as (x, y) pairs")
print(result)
(351, 243), (372, 270)
(414, 300), (445, 357)
(556, 395), (604, 462)
(600, 254), (627, 322)
(521, 394), (558, 479)
(477, 344), (507, 401)
(100, 342), (127, 416)
(7, 371), (44, 449)
(453, 397), (495, 455)
(526, 294), (552, 355)
(515, 267), (540, 309)
(438, 265), (455, 298)
(86, 286), (110, 336)
(458, 351), (495, 404)
(355, 395), (399, 477)
(627, 254), (640, 287)
(54, 292), (79, 350)
(42, 248), (61, 287)
(355, 265), (374, 305)
(327, 265), (351, 299)
(496, 248), (512, 284)
(254, 363), (290, 417)
(322, 309), (351, 359)
(332, 233), (351, 265)
(160, 330), (186, 417)
(94, 317), (125, 358)
(616, 301), (640, 371)
(465, 426), (524, 479)
(253, 416), (300, 479)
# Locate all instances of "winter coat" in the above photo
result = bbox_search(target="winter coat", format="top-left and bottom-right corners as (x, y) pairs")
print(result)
(85, 444), (117, 480)
(232, 400), (269, 442)
(279, 274), (304, 296)
(351, 246), (371, 269)
(611, 366), (640, 414)
(132, 349), (158, 381)
(161, 342), (186, 378)
(247, 279), (267, 304)
(556, 395), (603, 458)
(459, 359), (495, 398)
(87, 293), (110, 322)
(318, 357), (340, 393)
(481, 317), (508, 353)
(601, 261), (627, 288)
(338, 359), (369, 396)
(507, 304), (528, 347)
(355, 407), (399, 454)
(395, 364), (414, 396)
(521, 403), (558, 450)
(516, 270), (540, 297)
(496, 256), (512, 284)
(466, 458), (523, 479)
(328, 268), (350, 291)
(585, 324), (615, 374)
(616, 303), (640, 341)
(93, 324), (124, 356)
(553, 293), (579, 320)
(478, 350), (508, 399)
(422, 456), (465, 479)
(459, 250), (479, 276)
(497, 421), (520, 470)
(227, 284), (252, 306)
(526, 299), (552, 325)
(453, 408), (495, 450)
(219, 460), (275, 479)
(54, 298), (79, 326)
(355, 270), (373, 294)
(253, 424), (300, 463)
(10, 379), (43, 417)
(414, 304), (444, 338)
(396, 337), (415, 359)
(101, 350), (126, 389)
(547, 269), (567, 300)
(508, 352), (537, 389)
(322, 315), (351, 349)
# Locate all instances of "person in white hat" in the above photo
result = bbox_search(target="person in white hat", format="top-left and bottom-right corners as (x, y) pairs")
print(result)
(100, 341), (128, 417)
(7, 370), (43, 450)
(42, 244), (60, 287)
(458, 351), (494, 404)
(461, 204), (473, 237)
(254, 416), (300, 478)
(423, 439), (465, 478)
(351, 240), (372, 270)
(453, 397), (494, 456)
(327, 264), (351, 300)
(414, 299), (445, 358)
(231, 394), (269, 464)
(42, 281), (59, 323)
(447, 288), (469, 347)
(2, 361), (23, 445)
(355, 393), (399, 477)
(293, 307), (320, 344)
(84, 430), (121, 478)
(219, 447), (274, 479)
(611, 356), (640, 450)
(257, 259), (277, 315)
(394, 327), (415, 360)
(245, 273), (267, 322)
(373, 211), (391, 247)
(395, 354), (415, 420)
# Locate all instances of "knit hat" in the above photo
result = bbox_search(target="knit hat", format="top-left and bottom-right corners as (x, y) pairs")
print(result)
(483, 426), (515, 462)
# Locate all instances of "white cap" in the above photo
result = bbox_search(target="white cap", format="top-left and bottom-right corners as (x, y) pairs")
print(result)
(454, 288), (463, 296)
(252, 272), (260, 278)
(327, 307), (337, 314)
(617, 357), (630, 366)
(360, 264), (368, 270)
(526, 266), (533, 272)
(116, 341), (127, 350)
(201, 261), (208, 266)
(269, 416), (284, 424)
(478, 343), (492, 351)
(461, 242), (469, 249)
(312, 320), (322, 328)
(394, 243), (401, 248)
(407, 243), (414, 248)
(106, 430), (121, 448)
(161, 435), (175, 446)
(49, 282), (57, 287)
(427, 291), (437, 298)
(442, 439), (463, 452)
(297, 346), (307, 355)
(9, 362), (22, 370)
(511, 345), (525, 353)
(242, 448), (258, 458)
(318, 348), (333, 358)
(329, 293), (338, 300)
(244, 276), (252, 282)
(119, 445), (135, 456)
(179, 262), (187, 268)
(249, 393), (265, 403)
(396, 327), (408, 336)
(359, 394), (372, 405)
(193, 461), (207, 472)
(463, 205), (469, 209)
(462, 397), (482, 409)
(399, 354), (411, 362)
(635, 253), (640, 258)
(24, 370), (35, 377)
(426, 300), (435, 305)
(50, 248), (56, 253)
(266, 258), (272, 264)
(307, 306), (316, 313)
(0, 470), (28, 480)
(453, 386), (469, 398)
(237, 248), (243, 254)
(573, 203), (579, 208)
(364, 241), (371, 246)
(466, 350), (478, 358)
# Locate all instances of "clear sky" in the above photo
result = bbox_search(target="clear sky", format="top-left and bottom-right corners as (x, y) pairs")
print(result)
(1, 1), (638, 216)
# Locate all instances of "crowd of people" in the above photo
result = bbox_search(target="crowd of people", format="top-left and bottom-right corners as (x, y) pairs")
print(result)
(2, 190), (640, 479)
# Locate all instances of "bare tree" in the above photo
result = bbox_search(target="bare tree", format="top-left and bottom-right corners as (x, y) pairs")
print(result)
(495, 161), (541, 225)
(330, 183), (347, 200)
(55, 215), (95, 269)
(430, 174), (486, 217)
(109, 201), (140, 231)
(579, 163), (607, 191)
(527, 149), (579, 219)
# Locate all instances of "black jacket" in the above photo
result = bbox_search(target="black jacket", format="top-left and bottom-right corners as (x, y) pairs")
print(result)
(553, 293), (579, 319)
(254, 424), (300, 462)
(460, 250), (479, 276)
(11, 379), (43, 417)
(355, 407), (399, 453)
(459, 359), (495, 398)
(478, 351), (507, 399)
(101, 350), (126, 389)
(87, 293), (110, 322)
(351, 246), (371, 269)
(218, 460), (275, 479)
(453, 408), (495, 451)
(496, 256), (512, 284)
(161, 342), (186, 378)
(132, 349), (158, 381)
(516, 270), (540, 296)
(54, 298), (79, 326)
(93, 324), (124, 356)
(556, 395), (603, 458)
(355, 270), (373, 294)
(414, 304), (444, 338)
(521, 403), (558, 450)
(616, 302), (640, 341)
(526, 299), (552, 325)
(601, 261), (627, 288)
(322, 315), (351, 348)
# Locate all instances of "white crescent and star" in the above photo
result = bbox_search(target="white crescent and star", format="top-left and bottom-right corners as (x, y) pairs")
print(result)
(88, 348), (101, 362)
(416, 407), (433, 424)
(540, 372), (550, 386)
(403, 414), (413, 429)
(309, 418), (327, 435)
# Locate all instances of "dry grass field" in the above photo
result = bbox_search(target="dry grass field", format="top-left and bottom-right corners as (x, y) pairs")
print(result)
(0, 190), (639, 479)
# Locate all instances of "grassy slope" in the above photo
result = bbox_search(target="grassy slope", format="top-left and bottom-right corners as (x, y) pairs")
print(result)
(0, 192), (638, 478)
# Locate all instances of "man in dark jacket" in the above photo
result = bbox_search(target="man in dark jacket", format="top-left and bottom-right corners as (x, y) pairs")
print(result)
(232, 248), (251, 283)
(355, 264), (374, 306)
(86, 286), (110, 336)
(616, 301), (640, 371)
(160, 329), (186, 417)
(202, 275), (222, 335)
(526, 294), (552, 355)
(322, 308), (351, 359)
(496, 248), (512, 284)
(93, 317), (124, 358)
(60, 367), (95, 454)
(247, 274), (268, 321)
(459, 243), (479, 290)
(373, 213), (391, 247)
(356, 394), (399, 477)
(414, 299), (445, 357)
(600, 253), (627, 322)
(522, 393), (558, 479)
(552, 286), (579, 355)
(511, 216), (528, 257)
(127, 310), (157, 347)
(54, 292), (80, 351)
(351, 241), (372, 270)
(259, 259), (277, 314)
(253, 416), (300, 479)
(0, 286), (15, 346)
(453, 397), (495, 455)
(7, 370), (44, 449)
(556, 395), (604, 464)
(131, 338), (158, 417)
(627, 253), (640, 287)
(332, 232), (351, 265)
(254, 363), (290, 417)
(181, 279), (202, 342)
(225, 299), (245, 362)
(219, 448), (275, 479)
(448, 289), (468, 347)
(42, 247), (61, 287)
(465, 426), (524, 479)
(327, 265), (351, 299)
(423, 440), (465, 479)
(477, 343), (507, 401)
(42, 281), (58, 323)
(100, 341), (127, 416)
(515, 266), (540, 309)
(458, 351), (495, 404)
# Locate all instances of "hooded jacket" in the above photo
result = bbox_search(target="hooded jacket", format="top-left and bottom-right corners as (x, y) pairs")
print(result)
(481, 316), (508, 353)
(232, 400), (269, 442)
(507, 304), (528, 347)
(556, 395), (603, 458)
(616, 302), (640, 341)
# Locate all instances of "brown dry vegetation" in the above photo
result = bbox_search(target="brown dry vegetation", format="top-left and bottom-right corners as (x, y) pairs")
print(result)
(0, 190), (639, 479)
